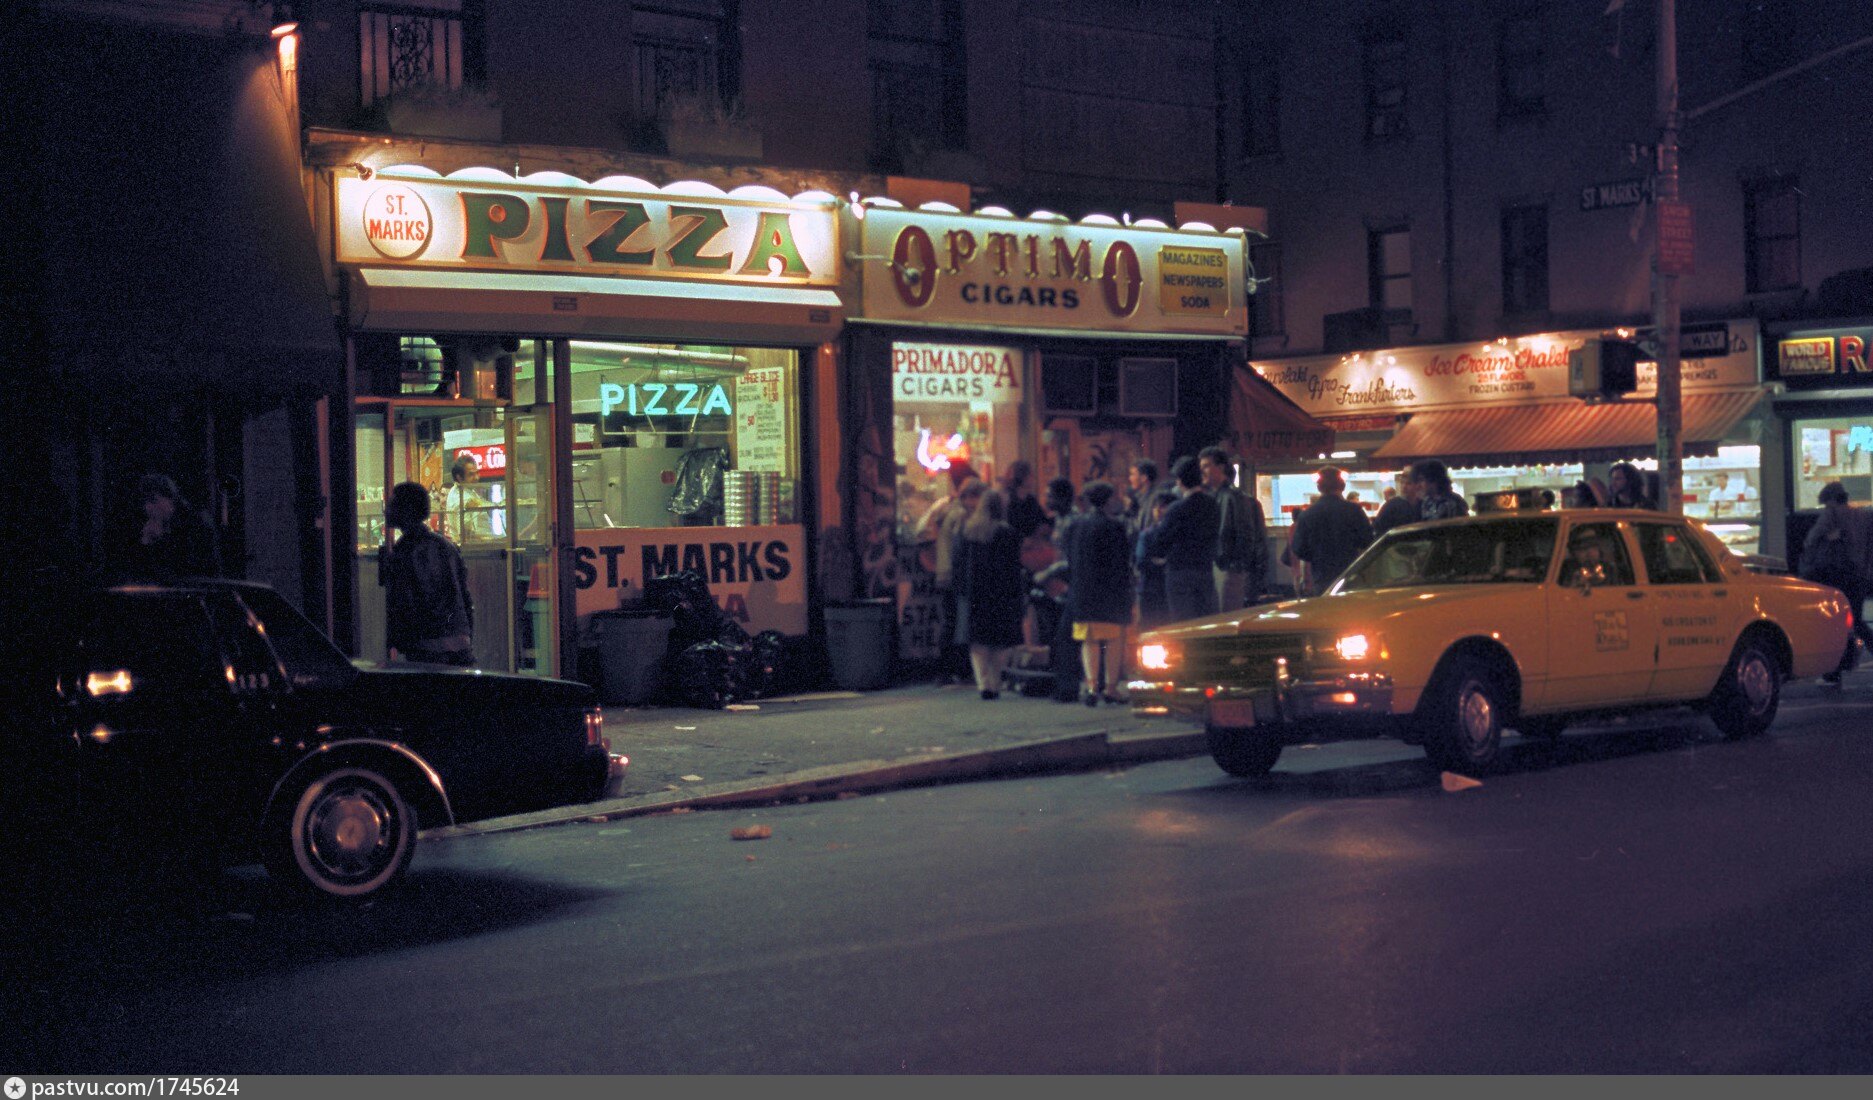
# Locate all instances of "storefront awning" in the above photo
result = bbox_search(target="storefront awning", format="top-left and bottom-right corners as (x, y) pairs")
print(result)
(351, 268), (844, 346)
(1371, 389), (1764, 466)
(1226, 366), (1337, 465)
(37, 27), (340, 390)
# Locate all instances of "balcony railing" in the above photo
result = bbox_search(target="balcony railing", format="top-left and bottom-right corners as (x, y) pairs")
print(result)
(360, 1), (465, 106)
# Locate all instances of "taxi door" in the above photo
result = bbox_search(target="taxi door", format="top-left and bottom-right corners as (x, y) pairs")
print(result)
(1542, 519), (1659, 707)
(1633, 519), (1738, 699)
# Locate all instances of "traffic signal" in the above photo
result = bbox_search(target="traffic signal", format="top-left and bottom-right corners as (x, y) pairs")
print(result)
(1568, 338), (1640, 399)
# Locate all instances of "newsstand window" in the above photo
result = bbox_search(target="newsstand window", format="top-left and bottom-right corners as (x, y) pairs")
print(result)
(891, 342), (1029, 537)
(518, 340), (801, 529)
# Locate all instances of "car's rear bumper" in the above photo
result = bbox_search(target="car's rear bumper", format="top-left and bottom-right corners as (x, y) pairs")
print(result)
(1129, 674), (1397, 737)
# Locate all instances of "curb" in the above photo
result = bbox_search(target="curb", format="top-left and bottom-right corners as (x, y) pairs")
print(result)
(424, 726), (1208, 841)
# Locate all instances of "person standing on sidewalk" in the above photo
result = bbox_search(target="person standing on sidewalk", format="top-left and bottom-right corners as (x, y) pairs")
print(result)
(1803, 480), (1873, 684)
(382, 481), (475, 666)
(1064, 481), (1135, 704)
(1288, 466), (1372, 597)
(958, 489), (1025, 699)
(1143, 456), (1221, 622)
(1409, 459), (1470, 522)
(917, 466), (983, 683)
(126, 473), (223, 580)
(1200, 446), (1267, 610)
(1372, 471), (1420, 538)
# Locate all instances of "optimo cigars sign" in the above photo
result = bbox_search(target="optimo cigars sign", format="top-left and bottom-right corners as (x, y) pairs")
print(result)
(336, 171), (839, 286)
(574, 525), (807, 635)
(854, 207), (1247, 337)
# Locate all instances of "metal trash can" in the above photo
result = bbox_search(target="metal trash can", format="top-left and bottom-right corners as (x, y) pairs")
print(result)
(593, 609), (673, 706)
(823, 598), (896, 691)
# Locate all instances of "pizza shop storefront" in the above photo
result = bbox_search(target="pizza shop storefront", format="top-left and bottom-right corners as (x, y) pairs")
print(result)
(1251, 320), (1770, 556)
(833, 201), (1249, 665)
(322, 159), (842, 679)
(1764, 322), (1873, 566)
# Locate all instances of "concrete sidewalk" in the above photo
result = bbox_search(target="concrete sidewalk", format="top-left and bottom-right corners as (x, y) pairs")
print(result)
(428, 663), (1872, 841)
(428, 682), (1207, 839)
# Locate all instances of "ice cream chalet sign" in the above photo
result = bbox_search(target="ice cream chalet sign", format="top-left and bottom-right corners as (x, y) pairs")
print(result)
(336, 171), (839, 286)
(852, 207), (1248, 337)
(1254, 321), (1760, 418)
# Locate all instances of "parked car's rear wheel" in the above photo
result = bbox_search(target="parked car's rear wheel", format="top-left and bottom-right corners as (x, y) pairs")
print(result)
(1707, 637), (1782, 740)
(265, 767), (416, 900)
(1207, 724), (1283, 777)
(1420, 656), (1508, 775)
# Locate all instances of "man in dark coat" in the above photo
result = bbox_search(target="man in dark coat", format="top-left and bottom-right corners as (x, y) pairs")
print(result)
(127, 473), (222, 580)
(1064, 481), (1135, 703)
(1289, 466), (1373, 596)
(1143, 457), (1222, 622)
(382, 481), (476, 666)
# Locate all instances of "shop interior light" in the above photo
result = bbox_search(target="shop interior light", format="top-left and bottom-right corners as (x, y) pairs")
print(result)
(1331, 450), (1356, 459)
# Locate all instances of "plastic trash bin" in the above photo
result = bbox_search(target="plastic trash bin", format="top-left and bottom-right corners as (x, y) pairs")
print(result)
(593, 609), (674, 706)
(822, 598), (896, 691)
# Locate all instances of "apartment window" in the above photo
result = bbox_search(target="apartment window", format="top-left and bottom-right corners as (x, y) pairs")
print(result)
(1249, 240), (1284, 337)
(1242, 49), (1281, 157)
(1501, 204), (1549, 314)
(868, 0), (967, 172)
(1497, 8), (1545, 119)
(1745, 176), (1801, 294)
(360, 0), (477, 105)
(1369, 227), (1412, 315)
(633, 1), (738, 118)
(1362, 26), (1407, 140)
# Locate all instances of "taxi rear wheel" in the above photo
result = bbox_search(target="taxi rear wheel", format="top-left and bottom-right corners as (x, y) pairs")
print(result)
(1207, 725), (1283, 777)
(1707, 638), (1781, 740)
(1421, 656), (1508, 775)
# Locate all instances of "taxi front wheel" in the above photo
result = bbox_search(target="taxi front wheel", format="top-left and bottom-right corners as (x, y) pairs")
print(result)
(1420, 656), (1508, 775)
(1707, 638), (1781, 740)
(1207, 724), (1284, 777)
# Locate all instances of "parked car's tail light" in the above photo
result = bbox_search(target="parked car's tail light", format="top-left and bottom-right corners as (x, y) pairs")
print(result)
(585, 706), (609, 752)
(86, 670), (134, 696)
(1139, 643), (1177, 672)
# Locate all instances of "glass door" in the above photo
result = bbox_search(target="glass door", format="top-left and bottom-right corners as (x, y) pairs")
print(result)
(509, 405), (557, 675)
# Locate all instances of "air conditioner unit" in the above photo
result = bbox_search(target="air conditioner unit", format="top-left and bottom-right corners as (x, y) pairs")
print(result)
(1118, 358), (1178, 418)
(1040, 354), (1098, 416)
(1568, 338), (1640, 399)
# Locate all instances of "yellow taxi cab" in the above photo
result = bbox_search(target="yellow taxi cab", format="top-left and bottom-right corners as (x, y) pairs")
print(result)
(1130, 499), (1852, 777)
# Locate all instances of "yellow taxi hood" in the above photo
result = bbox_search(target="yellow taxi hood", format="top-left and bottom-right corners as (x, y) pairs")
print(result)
(1139, 585), (1527, 641)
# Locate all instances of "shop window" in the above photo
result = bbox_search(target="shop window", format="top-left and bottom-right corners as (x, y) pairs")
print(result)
(1497, 8), (1545, 121)
(541, 340), (799, 531)
(359, 0), (477, 107)
(1249, 240), (1284, 338)
(1241, 47), (1281, 157)
(867, 0), (967, 172)
(633, 1), (738, 120)
(891, 342), (1027, 540)
(1501, 204), (1549, 315)
(1794, 417), (1873, 510)
(1369, 227), (1412, 316)
(1745, 176), (1801, 295)
(1362, 25), (1408, 141)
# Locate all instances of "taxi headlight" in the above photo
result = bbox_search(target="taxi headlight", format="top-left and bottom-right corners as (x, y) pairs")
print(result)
(1139, 643), (1176, 672)
(1333, 633), (1381, 661)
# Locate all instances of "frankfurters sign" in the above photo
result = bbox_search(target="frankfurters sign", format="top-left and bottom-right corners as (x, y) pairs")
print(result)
(336, 172), (839, 287)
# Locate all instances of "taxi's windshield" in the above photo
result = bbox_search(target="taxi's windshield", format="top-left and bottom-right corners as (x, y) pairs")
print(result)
(1337, 517), (1560, 592)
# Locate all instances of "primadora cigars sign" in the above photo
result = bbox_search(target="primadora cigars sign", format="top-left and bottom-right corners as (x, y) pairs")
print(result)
(1255, 321), (1760, 418)
(852, 206), (1248, 337)
(336, 172), (839, 286)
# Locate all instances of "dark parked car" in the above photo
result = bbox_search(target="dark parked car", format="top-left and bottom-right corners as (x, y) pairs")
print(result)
(3, 576), (611, 900)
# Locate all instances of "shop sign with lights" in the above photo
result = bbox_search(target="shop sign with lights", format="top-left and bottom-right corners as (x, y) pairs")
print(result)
(1773, 327), (1873, 389)
(852, 206), (1247, 337)
(336, 171), (839, 286)
(1255, 320), (1761, 418)
(891, 342), (1022, 404)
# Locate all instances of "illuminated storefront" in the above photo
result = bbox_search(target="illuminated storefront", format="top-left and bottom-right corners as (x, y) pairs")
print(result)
(1252, 320), (1769, 560)
(322, 156), (840, 677)
(836, 201), (1250, 662)
(1765, 321), (1873, 565)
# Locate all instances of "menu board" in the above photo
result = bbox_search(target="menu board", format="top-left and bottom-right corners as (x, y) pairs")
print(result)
(734, 366), (788, 472)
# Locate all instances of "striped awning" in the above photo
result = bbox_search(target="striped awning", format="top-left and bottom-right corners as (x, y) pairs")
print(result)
(1371, 389), (1764, 466)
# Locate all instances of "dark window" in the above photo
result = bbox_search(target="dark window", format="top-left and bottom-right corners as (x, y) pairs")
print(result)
(1369, 227), (1412, 315)
(868, 0), (967, 172)
(1636, 523), (1720, 585)
(1501, 203), (1549, 314)
(1363, 26), (1408, 140)
(1745, 176), (1801, 294)
(1249, 240), (1284, 337)
(1497, 8), (1545, 118)
(359, 1), (475, 106)
(633, 1), (739, 119)
(1242, 50), (1281, 156)
(1740, 0), (1800, 84)
(79, 595), (225, 700)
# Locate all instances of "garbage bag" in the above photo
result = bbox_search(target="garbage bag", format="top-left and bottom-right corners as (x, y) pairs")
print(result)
(667, 447), (728, 522)
(669, 640), (747, 710)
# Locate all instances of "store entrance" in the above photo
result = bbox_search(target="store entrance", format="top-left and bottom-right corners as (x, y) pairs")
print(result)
(354, 398), (557, 675)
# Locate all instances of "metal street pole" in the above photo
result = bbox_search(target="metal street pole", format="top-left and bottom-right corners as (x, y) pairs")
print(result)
(1653, 0), (1683, 513)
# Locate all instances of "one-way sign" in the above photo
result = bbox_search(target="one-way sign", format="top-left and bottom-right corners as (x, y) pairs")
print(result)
(1580, 177), (1653, 212)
